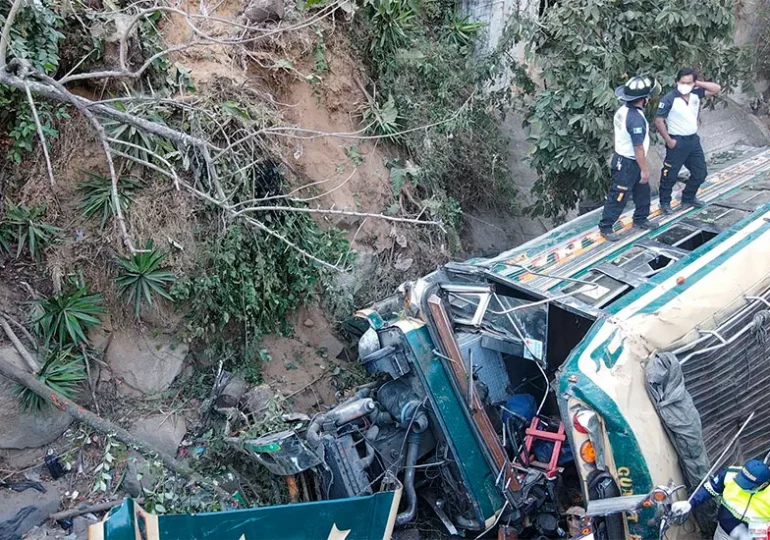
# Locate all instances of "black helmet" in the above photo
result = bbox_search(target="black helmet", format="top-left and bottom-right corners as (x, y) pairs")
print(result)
(615, 75), (658, 102)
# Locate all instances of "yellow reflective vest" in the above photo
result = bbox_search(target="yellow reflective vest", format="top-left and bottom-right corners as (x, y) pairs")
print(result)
(721, 469), (770, 522)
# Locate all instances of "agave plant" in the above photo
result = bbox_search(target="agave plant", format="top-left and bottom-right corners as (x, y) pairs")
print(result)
(115, 241), (176, 316)
(1, 203), (60, 259)
(102, 101), (176, 164)
(14, 347), (87, 412)
(33, 286), (105, 347)
(78, 171), (143, 229)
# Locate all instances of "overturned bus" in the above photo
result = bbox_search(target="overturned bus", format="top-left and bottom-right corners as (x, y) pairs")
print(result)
(91, 147), (770, 540)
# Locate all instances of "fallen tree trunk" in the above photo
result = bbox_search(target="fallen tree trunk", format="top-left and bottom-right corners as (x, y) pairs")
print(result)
(49, 497), (145, 521)
(0, 356), (228, 499)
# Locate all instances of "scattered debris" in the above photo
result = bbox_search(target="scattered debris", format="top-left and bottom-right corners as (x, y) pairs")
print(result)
(0, 481), (60, 540)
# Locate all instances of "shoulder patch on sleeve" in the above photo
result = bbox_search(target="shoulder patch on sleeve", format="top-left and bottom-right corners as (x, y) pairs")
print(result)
(658, 102), (666, 109)
(632, 127), (644, 134)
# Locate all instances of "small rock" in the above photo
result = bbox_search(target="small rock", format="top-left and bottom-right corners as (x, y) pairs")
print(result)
(72, 514), (97, 540)
(123, 450), (157, 498)
(303, 319), (315, 328)
(244, 385), (273, 415)
(106, 331), (188, 396)
(0, 346), (72, 450)
(394, 257), (414, 271)
(130, 414), (187, 456)
(318, 336), (345, 360)
(0, 482), (60, 539)
(242, 0), (284, 23)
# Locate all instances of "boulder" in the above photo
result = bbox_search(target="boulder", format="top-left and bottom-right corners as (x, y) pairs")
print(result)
(0, 483), (60, 540)
(244, 384), (273, 415)
(123, 450), (157, 498)
(242, 0), (284, 23)
(0, 347), (72, 450)
(106, 331), (187, 396)
(130, 414), (187, 456)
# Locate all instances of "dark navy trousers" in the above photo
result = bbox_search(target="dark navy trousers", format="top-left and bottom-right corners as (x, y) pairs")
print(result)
(658, 133), (707, 206)
(599, 153), (650, 232)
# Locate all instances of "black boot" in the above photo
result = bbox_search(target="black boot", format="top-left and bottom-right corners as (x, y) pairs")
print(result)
(633, 219), (660, 231)
(682, 198), (705, 209)
(600, 229), (622, 242)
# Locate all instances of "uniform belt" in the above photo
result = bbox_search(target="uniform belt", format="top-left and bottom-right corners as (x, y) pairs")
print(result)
(671, 133), (697, 138)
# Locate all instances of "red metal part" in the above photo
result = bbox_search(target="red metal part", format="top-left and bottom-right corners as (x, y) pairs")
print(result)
(521, 418), (566, 480)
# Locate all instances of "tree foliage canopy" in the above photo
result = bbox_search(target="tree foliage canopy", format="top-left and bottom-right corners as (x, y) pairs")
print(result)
(518, 0), (745, 218)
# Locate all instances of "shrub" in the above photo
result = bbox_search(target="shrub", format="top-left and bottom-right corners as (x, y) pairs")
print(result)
(172, 218), (350, 347)
(515, 0), (746, 217)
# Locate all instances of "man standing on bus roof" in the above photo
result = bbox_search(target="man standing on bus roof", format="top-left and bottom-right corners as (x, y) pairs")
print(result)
(655, 68), (722, 214)
(671, 459), (770, 540)
(598, 75), (659, 242)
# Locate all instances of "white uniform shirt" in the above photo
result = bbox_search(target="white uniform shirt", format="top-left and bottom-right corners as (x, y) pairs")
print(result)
(656, 88), (706, 136)
(614, 104), (649, 159)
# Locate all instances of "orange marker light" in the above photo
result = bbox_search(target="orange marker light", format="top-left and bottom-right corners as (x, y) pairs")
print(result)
(580, 441), (596, 464)
(652, 490), (668, 502)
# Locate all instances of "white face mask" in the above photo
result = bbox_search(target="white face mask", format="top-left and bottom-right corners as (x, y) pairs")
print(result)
(677, 83), (694, 95)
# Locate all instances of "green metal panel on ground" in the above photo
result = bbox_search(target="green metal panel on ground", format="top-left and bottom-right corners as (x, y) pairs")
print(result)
(89, 489), (401, 540)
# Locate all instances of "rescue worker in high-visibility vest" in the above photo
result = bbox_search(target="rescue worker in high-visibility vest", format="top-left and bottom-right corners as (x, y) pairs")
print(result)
(671, 459), (770, 540)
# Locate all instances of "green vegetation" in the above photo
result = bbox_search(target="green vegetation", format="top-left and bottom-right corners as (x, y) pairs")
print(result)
(515, 0), (745, 217)
(752, 1), (770, 89)
(172, 217), (350, 355)
(115, 241), (176, 316)
(33, 285), (105, 348)
(14, 347), (87, 412)
(358, 0), (521, 221)
(0, 1), (67, 162)
(360, 93), (401, 141)
(0, 204), (60, 260)
(78, 171), (144, 229)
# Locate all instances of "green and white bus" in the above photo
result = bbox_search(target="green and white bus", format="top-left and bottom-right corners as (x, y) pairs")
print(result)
(91, 148), (770, 540)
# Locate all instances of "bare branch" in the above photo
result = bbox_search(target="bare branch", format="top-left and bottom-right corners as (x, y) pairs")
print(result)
(57, 1), (349, 84)
(242, 214), (347, 272)
(23, 81), (55, 187)
(0, 315), (39, 372)
(20, 68), (137, 252)
(0, 0), (24, 68)
(175, 178), (348, 271)
(231, 204), (444, 229)
(107, 137), (181, 190)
